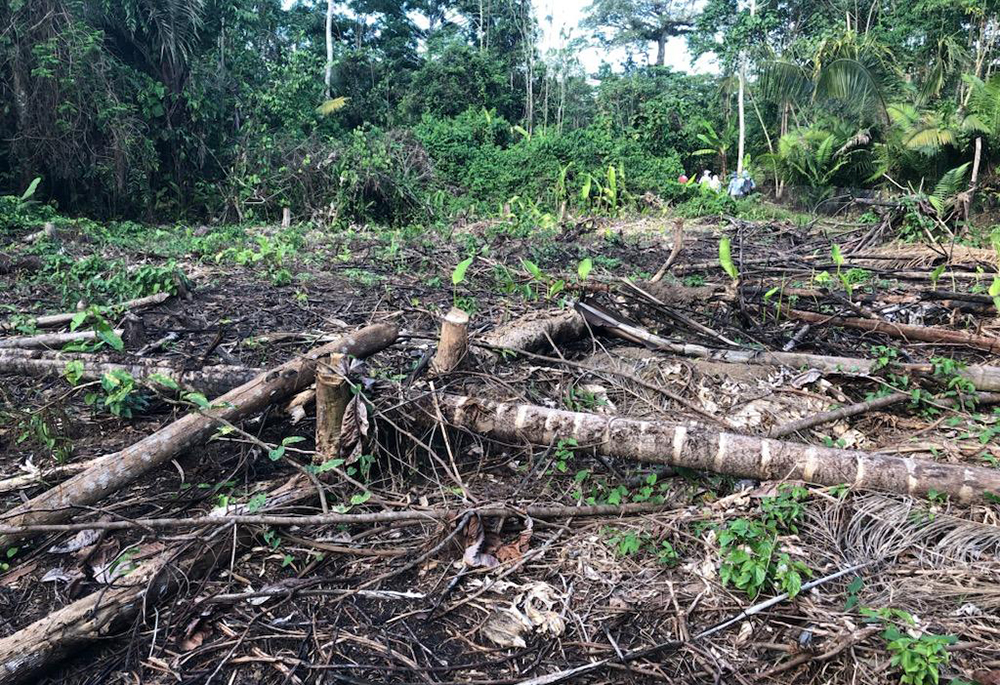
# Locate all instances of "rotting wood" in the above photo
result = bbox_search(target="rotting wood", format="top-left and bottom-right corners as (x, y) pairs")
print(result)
(0, 329), (124, 349)
(481, 308), (587, 355)
(0, 323), (398, 548)
(315, 354), (348, 463)
(780, 306), (1000, 354)
(431, 307), (470, 373)
(0, 349), (260, 396)
(434, 394), (1000, 503)
(0, 473), (316, 685)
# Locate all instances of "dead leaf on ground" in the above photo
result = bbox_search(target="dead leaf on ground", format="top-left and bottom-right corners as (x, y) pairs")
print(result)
(463, 513), (498, 568)
(340, 393), (369, 465)
(48, 528), (101, 555)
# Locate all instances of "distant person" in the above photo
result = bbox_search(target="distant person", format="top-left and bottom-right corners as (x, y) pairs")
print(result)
(728, 170), (756, 197)
(699, 170), (713, 187)
(709, 173), (722, 192)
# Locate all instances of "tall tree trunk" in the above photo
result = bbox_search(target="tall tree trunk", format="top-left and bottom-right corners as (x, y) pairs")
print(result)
(736, 0), (756, 177)
(325, 0), (334, 98)
(655, 35), (667, 66)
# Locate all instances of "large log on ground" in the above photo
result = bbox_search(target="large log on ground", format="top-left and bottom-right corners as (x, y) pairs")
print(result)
(0, 292), (171, 332)
(436, 394), (1000, 503)
(481, 309), (587, 354)
(0, 349), (260, 396)
(0, 323), (398, 548)
(575, 302), (1000, 392)
(0, 329), (123, 349)
(0, 474), (315, 685)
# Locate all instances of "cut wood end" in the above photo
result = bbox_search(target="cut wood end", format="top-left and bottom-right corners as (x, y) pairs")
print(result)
(444, 307), (470, 325)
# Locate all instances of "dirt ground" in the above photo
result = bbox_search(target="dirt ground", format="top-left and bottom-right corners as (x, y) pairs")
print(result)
(2, 212), (1000, 685)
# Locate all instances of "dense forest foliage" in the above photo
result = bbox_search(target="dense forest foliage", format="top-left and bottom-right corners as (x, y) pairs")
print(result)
(1, 0), (998, 225)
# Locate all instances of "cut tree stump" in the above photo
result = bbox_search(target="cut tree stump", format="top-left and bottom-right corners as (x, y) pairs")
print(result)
(0, 323), (398, 548)
(0, 473), (316, 685)
(431, 307), (470, 373)
(315, 354), (349, 463)
(435, 394), (1000, 503)
(0, 349), (260, 396)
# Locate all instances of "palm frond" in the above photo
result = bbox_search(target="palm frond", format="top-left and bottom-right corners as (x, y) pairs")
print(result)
(932, 162), (970, 204)
(816, 58), (889, 124)
(757, 59), (813, 104)
(316, 96), (350, 116)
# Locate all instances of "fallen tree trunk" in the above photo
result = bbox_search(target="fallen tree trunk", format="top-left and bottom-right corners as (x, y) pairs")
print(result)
(575, 301), (1000, 391)
(0, 349), (260, 396)
(0, 323), (398, 548)
(481, 309), (587, 354)
(781, 307), (1000, 354)
(0, 329), (123, 349)
(0, 292), (171, 332)
(436, 394), (1000, 503)
(0, 473), (315, 685)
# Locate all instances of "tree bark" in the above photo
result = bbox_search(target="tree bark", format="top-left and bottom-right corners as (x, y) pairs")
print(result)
(0, 329), (123, 349)
(431, 307), (470, 373)
(325, 0), (335, 98)
(1, 292), (171, 332)
(436, 394), (1000, 503)
(482, 309), (587, 355)
(655, 35), (666, 66)
(0, 323), (398, 548)
(315, 354), (348, 463)
(0, 349), (260, 396)
(0, 474), (316, 685)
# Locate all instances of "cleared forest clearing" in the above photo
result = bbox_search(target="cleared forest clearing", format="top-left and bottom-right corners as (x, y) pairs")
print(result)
(2, 211), (1000, 685)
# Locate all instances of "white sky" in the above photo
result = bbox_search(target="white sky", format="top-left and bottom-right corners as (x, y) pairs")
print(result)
(286, 1), (716, 75)
(534, 0), (717, 75)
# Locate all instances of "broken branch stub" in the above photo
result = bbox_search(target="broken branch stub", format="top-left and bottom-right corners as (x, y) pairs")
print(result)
(0, 323), (398, 548)
(315, 354), (349, 463)
(435, 394), (1000, 503)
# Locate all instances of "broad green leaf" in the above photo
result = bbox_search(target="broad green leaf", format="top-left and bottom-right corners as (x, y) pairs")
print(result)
(70, 311), (88, 332)
(719, 238), (738, 281)
(350, 491), (372, 505)
(831, 243), (844, 268)
(20, 177), (41, 202)
(147, 373), (179, 390)
(522, 259), (543, 280)
(268, 446), (285, 461)
(577, 257), (593, 281)
(185, 392), (210, 409)
(452, 256), (474, 285)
